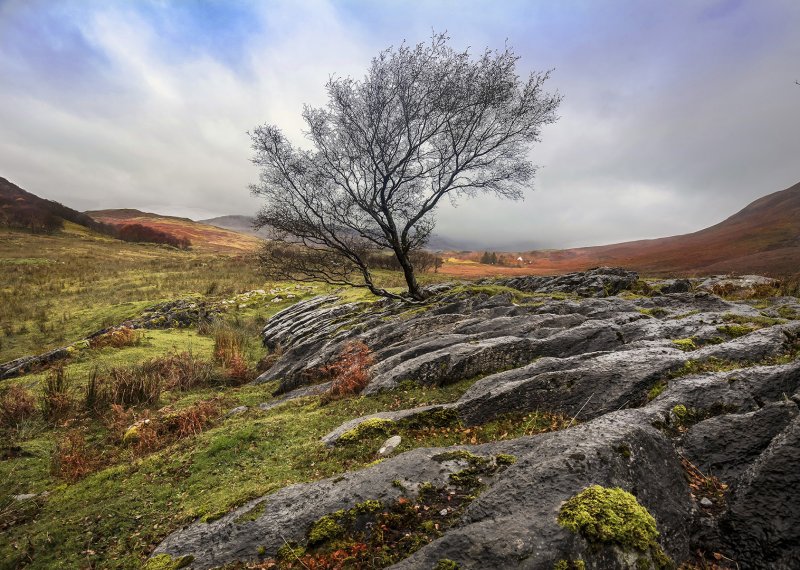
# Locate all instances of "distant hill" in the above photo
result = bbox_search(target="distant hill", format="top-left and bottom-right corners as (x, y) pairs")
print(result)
(0, 179), (195, 250)
(0, 177), (115, 235)
(449, 181), (800, 278)
(89, 209), (263, 254)
(198, 215), (271, 238)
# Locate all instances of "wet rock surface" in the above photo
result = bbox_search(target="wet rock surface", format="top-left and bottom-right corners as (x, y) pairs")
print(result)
(153, 268), (800, 569)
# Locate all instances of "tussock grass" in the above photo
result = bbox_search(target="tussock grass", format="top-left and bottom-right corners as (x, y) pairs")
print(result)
(39, 366), (74, 424)
(0, 385), (37, 429)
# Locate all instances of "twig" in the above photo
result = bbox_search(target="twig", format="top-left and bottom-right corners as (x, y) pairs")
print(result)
(278, 533), (310, 570)
(568, 392), (594, 428)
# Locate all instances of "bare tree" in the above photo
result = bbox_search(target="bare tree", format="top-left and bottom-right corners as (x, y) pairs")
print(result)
(250, 33), (561, 301)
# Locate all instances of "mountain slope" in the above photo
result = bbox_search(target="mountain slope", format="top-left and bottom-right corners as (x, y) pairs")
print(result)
(0, 177), (115, 234)
(497, 181), (800, 277)
(88, 209), (264, 253)
(198, 215), (271, 238)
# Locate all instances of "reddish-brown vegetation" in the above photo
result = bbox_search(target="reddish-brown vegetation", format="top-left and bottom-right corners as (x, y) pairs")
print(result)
(116, 223), (191, 249)
(321, 341), (375, 402)
(88, 327), (142, 349)
(0, 385), (37, 428)
(440, 181), (800, 279)
(51, 430), (98, 482)
(88, 209), (263, 253)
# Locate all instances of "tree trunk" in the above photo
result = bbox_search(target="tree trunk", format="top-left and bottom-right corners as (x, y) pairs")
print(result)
(394, 248), (425, 301)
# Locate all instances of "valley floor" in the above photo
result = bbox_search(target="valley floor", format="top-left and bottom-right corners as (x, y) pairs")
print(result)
(2, 226), (800, 569)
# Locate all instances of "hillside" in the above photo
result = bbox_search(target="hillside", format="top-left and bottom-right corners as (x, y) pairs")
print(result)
(4, 268), (799, 568)
(443, 181), (800, 279)
(89, 209), (264, 253)
(526, 180), (800, 276)
(0, 177), (115, 235)
(198, 214), (271, 239)
(543, 181), (800, 274)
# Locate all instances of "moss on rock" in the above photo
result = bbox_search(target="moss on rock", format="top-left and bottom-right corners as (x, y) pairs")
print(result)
(671, 338), (697, 352)
(307, 513), (346, 545)
(558, 485), (671, 568)
(142, 553), (195, 570)
(336, 417), (393, 444)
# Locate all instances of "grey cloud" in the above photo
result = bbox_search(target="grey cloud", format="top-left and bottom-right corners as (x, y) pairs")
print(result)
(0, 0), (797, 250)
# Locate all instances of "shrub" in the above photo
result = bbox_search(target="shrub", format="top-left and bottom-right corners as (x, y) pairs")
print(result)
(321, 341), (374, 402)
(40, 366), (73, 423)
(103, 365), (162, 407)
(0, 385), (37, 428)
(89, 327), (142, 349)
(162, 400), (221, 439)
(51, 430), (97, 481)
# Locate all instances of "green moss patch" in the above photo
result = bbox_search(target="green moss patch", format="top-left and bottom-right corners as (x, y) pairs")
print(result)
(142, 553), (194, 569)
(637, 307), (669, 318)
(264, 454), (510, 569)
(558, 485), (671, 568)
(337, 418), (394, 444)
(716, 324), (753, 338)
(671, 338), (697, 352)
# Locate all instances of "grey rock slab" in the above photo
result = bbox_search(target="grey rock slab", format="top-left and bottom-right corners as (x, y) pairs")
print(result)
(682, 401), (799, 484)
(455, 345), (686, 425)
(378, 435), (402, 455)
(721, 415), (800, 568)
(493, 267), (639, 298)
(225, 406), (248, 417)
(257, 382), (332, 413)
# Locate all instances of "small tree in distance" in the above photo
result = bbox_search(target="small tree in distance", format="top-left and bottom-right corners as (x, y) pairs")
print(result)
(250, 33), (561, 301)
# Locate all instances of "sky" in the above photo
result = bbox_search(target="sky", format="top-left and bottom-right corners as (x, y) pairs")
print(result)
(0, 0), (798, 250)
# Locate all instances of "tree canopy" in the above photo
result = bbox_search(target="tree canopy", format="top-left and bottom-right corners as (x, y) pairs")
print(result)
(250, 34), (561, 300)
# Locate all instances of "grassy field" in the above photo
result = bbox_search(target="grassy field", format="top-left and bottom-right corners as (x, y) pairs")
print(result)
(86, 210), (265, 254)
(0, 222), (269, 362)
(0, 225), (482, 569)
(0, 223), (452, 363)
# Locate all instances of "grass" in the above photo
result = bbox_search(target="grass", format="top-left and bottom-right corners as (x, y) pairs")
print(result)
(6, 223), (793, 569)
(0, 225), (472, 569)
(0, 225), (449, 364)
(0, 224), (267, 362)
(0, 377), (488, 568)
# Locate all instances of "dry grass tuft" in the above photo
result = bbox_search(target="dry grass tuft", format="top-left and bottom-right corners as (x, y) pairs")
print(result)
(102, 364), (162, 407)
(213, 323), (246, 367)
(321, 341), (375, 402)
(157, 351), (217, 391)
(51, 430), (97, 481)
(40, 366), (74, 424)
(87, 352), (218, 411)
(212, 323), (255, 384)
(0, 385), (37, 428)
(88, 327), (142, 349)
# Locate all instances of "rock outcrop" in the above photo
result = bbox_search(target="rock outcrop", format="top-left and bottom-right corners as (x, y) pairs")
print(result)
(152, 268), (800, 569)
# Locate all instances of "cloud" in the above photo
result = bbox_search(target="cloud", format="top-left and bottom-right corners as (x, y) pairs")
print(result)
(0, 0), (797, 247)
